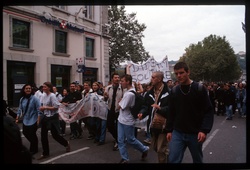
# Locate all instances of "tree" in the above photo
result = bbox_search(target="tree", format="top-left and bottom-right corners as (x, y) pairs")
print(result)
(108, 5), (150, 69)
(180, 34), (241, 82)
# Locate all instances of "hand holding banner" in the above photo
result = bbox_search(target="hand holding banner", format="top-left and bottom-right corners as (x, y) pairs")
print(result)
(59, 93), (108, 123)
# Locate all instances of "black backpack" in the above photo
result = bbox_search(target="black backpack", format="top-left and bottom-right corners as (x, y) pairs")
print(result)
(129, 90), (145, 119)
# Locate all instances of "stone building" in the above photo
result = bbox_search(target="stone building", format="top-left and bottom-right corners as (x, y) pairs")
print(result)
(3, 5), (111, 106)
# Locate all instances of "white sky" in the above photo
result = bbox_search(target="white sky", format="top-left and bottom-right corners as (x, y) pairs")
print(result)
(124, 5), (246, 62)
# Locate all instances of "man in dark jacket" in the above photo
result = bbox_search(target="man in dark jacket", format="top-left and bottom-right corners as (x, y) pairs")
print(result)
(166, 62), (214, 163)
(139, 71), (170, 163)
(61, 82), (83, 139)
(223, 83), (236, 120)
(215, 83), (225, 116)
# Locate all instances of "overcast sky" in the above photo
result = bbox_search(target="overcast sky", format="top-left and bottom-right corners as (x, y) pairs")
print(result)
(124, 5), (246, 62)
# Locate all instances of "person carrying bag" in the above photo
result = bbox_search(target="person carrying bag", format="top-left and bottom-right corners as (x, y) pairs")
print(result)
(15, 84), (41, 156)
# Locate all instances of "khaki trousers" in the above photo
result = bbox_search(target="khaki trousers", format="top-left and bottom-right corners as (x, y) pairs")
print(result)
(151, 132), (169, 163)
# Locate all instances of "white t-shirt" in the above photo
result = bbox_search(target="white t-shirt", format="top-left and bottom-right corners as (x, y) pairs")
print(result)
(41, 92), (60, 117)
(55, 92), (63, 102)
(34, 90), (43, 103)
(118, 88), (136, 126)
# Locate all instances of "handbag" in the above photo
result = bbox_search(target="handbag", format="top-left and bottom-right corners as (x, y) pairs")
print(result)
(150, 112), (166, 130)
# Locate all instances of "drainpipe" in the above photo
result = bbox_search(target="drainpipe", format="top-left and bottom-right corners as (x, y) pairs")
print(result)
(100, 6), (103, 83)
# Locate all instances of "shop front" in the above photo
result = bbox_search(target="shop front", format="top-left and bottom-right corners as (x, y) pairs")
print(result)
(7, 61), (35, 107)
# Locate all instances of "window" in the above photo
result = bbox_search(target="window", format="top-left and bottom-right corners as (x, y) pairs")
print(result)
(12, 19), (30, 48)
(86, 37), (94, 58)
(84, 6), (94, 20)
(51, 65), (71, 93)
(55, 30), (67, 53)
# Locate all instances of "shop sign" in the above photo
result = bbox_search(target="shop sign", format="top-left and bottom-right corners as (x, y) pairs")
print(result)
(40, 16), (84, 33)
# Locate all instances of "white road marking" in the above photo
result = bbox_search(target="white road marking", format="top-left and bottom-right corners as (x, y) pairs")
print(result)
(220, 119), (226, 125)
(39, 147), (90, 164)
(202, 129), (219, 151)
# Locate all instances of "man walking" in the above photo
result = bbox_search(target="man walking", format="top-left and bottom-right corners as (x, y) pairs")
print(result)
(117, 74), (149, 163)
(103, 73), (124, 151)
(139, 71), (170, 163)
(166, 62), (214, 163)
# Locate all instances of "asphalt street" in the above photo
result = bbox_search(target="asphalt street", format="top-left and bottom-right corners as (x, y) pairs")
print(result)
(18, 113), (247, 167)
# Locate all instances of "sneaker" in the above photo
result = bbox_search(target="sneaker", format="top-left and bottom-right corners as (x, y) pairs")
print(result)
(66, 141), (71, 152)
(143, 138), (151, 145)
(37, 154), (50, 160)
(119, 159), (129, 164)
(113, 142), (119, 151)
(141, 146), (149, 160)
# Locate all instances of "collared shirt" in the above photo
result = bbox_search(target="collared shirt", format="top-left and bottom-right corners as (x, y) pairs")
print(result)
(41, 93), (60, 117)
(16, 95), (41, 126)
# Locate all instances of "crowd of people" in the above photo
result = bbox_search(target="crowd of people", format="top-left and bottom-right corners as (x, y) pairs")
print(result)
(3, 61), (247, 164)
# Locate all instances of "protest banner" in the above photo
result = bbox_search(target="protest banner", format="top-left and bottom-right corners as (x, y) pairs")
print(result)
(128, 57), (171, 84)
(58, 93), (108, 123)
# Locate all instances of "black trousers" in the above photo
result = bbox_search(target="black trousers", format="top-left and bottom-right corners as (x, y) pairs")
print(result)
(41, 116), (68, 156)
(22, 122), (38, 153)
(69, 115), (82, 136)
(60, 120), (66, 134)
(70, 122), (82, 136)
(106, 110), (118, 142)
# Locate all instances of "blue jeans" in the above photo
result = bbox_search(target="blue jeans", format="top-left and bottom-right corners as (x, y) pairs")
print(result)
(225, 105), (233, 119)
(168, 130), (203, 163)
(146, 127), (151, 140)
(237, 102), (246, 116)
(99, 119), (107, 142)
(117, 121), (148, 161)
(242, 102), (246, 115)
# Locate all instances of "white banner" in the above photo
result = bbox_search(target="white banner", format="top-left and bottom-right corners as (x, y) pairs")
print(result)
(58, 93), (108, 123)
(128, 57), (171, 84)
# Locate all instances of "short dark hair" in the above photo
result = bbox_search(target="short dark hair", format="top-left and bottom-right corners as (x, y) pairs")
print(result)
(166, 79), (172, 83)
(111, 72), (119, 79)
(174, 61), (189, 72)
(121, 74), (132, 85)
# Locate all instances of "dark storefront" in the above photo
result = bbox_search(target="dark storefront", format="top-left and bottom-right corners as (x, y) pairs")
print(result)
(7, 61), (35, 107)
(51, 65), (71, 94)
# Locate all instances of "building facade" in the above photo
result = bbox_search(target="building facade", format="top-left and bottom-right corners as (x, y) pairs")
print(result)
(3, 6), (111, 107)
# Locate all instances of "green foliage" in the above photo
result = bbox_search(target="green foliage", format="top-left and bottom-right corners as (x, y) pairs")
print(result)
(180, 34), (241, 82)
(108, 5), (150, 68)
